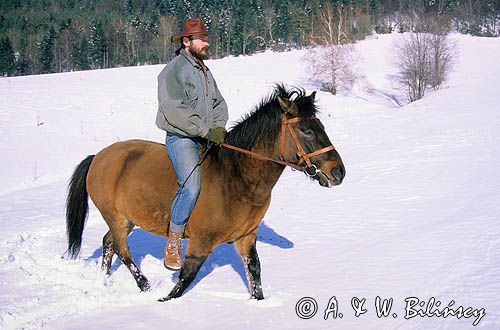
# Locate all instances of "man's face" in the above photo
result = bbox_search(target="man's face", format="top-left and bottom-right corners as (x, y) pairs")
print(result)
(184, 34), (210, 60)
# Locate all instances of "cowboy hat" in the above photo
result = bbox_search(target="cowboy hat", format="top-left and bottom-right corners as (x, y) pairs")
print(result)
(171, 18), (214, 43)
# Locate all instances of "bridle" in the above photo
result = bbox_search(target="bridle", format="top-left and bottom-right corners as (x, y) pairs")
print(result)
(222, 114), (336, 176)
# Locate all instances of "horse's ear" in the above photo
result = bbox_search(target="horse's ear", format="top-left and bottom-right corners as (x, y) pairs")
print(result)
(277, 96), (299, 116)
(309, 91), (316, 102)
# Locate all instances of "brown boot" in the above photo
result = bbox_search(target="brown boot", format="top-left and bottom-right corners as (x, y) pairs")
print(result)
(164, 230), (183, 271)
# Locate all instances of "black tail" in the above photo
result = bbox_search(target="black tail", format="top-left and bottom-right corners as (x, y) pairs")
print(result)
(66, 155), (95, 258)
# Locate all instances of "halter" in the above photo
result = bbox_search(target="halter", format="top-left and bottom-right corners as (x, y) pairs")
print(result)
(222, 114), (336, 176)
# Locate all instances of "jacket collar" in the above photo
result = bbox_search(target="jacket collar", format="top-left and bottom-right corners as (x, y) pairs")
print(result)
(180, 49), (210, 71)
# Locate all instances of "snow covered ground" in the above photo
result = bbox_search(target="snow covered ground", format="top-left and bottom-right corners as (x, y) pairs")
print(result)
(1, 33), (499, 329)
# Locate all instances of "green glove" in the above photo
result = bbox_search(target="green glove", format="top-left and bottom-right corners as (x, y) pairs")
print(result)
(207, 126), (227, 145)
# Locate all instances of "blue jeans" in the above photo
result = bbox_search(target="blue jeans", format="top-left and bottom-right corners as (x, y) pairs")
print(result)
(165, 134), (203, 233)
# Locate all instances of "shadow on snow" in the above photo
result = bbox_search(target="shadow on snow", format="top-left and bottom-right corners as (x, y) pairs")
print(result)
(87, 221), (293, 295)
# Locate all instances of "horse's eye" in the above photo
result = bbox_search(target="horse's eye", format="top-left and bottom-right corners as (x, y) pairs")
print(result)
(302, 128), (314, 136)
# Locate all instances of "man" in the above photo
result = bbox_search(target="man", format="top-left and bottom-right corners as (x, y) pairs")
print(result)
(156, 18), (228, 271)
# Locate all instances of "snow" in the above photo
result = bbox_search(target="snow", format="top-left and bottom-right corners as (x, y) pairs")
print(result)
(1, 33), (499, 329)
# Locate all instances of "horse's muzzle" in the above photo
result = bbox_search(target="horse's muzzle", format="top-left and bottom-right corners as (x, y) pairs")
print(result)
(316, 165), (345, 188)
(331, 166), (345, 185)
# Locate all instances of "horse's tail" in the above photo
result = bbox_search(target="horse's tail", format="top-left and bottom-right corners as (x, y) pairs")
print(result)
(66, 155), (95, 259)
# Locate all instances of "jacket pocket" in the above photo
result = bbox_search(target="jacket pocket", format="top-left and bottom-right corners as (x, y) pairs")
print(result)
(184, 80), (199, 110)
(189, 95), (199, 109)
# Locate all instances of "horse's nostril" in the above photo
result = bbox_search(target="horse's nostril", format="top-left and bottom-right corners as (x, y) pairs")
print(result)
(331, 167), (345, 183)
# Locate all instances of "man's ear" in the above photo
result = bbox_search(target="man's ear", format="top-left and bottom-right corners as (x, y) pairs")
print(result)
(277, 96), (299, 116)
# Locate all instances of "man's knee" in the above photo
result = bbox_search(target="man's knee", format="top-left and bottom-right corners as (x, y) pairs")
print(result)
(182, 179), (201, 199)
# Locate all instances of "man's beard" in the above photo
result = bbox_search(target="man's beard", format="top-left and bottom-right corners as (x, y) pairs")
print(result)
(190, 46), (209, 61)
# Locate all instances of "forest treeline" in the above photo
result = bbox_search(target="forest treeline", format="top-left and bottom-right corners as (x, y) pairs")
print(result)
(0, 0), (498, 76)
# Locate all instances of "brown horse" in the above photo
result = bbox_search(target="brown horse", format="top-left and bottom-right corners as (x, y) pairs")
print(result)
(66, 85), (345, 301)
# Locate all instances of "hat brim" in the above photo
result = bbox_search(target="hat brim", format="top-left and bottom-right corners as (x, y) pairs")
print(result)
(171, 34), (216, 43)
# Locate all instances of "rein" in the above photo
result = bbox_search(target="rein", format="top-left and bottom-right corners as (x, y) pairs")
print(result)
(222, 114), (335, 175)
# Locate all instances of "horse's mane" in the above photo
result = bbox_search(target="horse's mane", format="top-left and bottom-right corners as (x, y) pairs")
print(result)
(210, 84), (319, 166)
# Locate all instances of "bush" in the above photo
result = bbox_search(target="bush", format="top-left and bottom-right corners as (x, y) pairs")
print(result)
(394, 32), (456, 102)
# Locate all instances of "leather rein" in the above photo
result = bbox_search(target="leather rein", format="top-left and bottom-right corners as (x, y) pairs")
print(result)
(222, 114), (335, 176)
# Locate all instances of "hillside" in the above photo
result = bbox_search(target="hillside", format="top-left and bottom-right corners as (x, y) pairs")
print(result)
(0, 33), (499, 329)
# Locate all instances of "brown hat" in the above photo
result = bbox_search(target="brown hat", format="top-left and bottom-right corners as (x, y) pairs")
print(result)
(171, 18), (213, 43)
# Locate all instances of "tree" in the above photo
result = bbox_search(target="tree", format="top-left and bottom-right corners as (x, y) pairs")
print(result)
(38, 27), (57, 74)
(232, 1), (258, 55)
(303, 43), (361, 95)
(72, 36), (90, 70)
(314, 1), (349, 46)
(89, 18), (109, 69)
(55, 19), (76, 72)
(262, 0), (277, 48)
(304, 1), (362, 95)
(428, 32), (455, 89)
(156, 15), (177, 62)
(394, 31), (456, 102)
(0, 36), (15, 76)
(0, 0), (495, 76)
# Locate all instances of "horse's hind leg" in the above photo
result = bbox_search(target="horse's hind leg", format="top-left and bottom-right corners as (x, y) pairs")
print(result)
(102, 230), (114, 275)
(158, 239), (215, 302)
(235, 233), (264, 300)
(105, 213), (151, 292)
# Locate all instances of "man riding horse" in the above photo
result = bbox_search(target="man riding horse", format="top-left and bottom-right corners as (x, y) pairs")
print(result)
(156, 18), (229, 270)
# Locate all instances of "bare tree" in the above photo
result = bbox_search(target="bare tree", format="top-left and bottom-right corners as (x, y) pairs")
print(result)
(395, 33), (431, 102)
(303, 43), (360, 95)
(315, 2), (348, 46)
(317, 1), (336, 45)
(305, 2), (360, 95)
(428, 32), (456, 89)
(262, 0), (276, 48)
(157, 16), (177, 62)
(395, 32), (456, 102)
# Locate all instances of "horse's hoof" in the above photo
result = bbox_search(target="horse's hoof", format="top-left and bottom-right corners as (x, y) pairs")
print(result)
(138, 277), (151, 292)
(157, 295), (172, 302)
(251, 293), (264, 300)
(140, 284), (151, 292)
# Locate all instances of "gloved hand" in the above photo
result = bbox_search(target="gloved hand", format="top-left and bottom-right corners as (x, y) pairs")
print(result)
(207, 126), (227, 145)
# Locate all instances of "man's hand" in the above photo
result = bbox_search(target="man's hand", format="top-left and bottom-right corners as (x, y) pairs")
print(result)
(207, 126), (227, 145)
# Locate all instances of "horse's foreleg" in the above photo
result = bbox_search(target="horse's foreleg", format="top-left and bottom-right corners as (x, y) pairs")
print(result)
(158, 240), (214, 302)
(101, 230), (114, 275)
(158, 255), (207, 302)
(235, 233), (264, 300)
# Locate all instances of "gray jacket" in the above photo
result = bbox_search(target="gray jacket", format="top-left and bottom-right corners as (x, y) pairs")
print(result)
(156, 50), (228, 138)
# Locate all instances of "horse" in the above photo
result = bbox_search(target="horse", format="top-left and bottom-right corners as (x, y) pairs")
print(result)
(65, 84), (345, 301)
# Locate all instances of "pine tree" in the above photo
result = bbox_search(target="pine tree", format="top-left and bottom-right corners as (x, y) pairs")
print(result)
(72, 36), (90, 71)
(0, 36), (15, 76)
(89, 19), (109, 69)
(38, 27), (57, 74)
(125, 0), (134, 16)
(274, 0), (291, 49)
(16, 23), (31, 75)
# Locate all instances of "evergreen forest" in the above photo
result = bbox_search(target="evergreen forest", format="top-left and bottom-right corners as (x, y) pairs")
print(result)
(0, 0), (498, 76)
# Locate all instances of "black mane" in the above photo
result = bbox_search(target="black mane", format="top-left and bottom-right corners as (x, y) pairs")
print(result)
(225, 84), (318, 150)
(208, 84), (318, 168)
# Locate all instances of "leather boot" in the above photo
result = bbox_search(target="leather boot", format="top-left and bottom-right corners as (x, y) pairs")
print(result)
(164, 230), (183, 271)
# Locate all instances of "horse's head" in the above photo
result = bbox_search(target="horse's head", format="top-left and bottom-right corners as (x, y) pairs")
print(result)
(277, 92), (345, 187)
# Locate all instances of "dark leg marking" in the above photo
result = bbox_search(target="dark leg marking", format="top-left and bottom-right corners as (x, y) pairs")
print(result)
(101, 231), (114, 275)
(243, 243), (264, 300)
(158, 255), (207, 302)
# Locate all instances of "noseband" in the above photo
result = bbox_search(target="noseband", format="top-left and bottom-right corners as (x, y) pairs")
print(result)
(222, 114), (335, 175)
